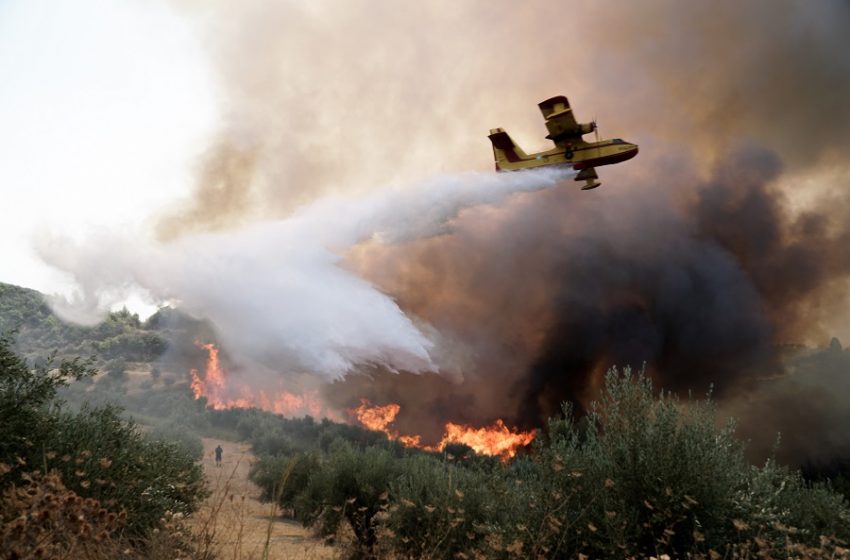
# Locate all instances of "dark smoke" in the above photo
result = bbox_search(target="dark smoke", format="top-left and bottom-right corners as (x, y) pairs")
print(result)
(694, 149), (850, 334)
(338, 141), (850, 461)
(727, 340), (850, 466)
(521, 144), (849, 424)
(326, 2), (850, 463)
(159, 0), (850, 465)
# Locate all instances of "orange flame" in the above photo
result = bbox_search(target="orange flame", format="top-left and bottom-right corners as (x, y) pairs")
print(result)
(350, 400), (535, 460)
(190, 342), (331, 418)
(351, 399), (401, 435)
(190, 342), (224, 401)
(190, 345), (535, 458)
(438, 420), (536, 459)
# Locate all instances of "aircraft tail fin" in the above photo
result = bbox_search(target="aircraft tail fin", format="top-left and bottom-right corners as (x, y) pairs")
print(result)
(488, 128), (530, 171)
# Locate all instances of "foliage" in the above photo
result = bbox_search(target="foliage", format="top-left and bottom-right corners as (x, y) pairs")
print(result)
(0, 332), (95, 473)
(149, 421), (206, 460)
(249, 452), (320, 512)
(247, 366), (850, 559)
(36, 405), (207, 539)
(0, 334), (207, 546)
(0, 281), (211, 369)
(5, 280), (850, 557)
(295, 443), (400, 557)
(379, 453), (501, 559)
(0, 471), (128, 559)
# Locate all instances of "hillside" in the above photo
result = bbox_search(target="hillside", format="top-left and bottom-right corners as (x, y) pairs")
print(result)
(0, 281), (216, 374)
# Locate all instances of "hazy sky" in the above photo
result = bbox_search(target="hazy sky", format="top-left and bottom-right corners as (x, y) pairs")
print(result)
(0, 0), (216, 307)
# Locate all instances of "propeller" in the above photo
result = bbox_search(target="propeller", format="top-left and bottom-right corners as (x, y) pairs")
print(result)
(593, 117), (601, 158)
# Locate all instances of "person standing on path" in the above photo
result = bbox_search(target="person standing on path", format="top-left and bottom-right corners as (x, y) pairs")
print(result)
(214, 444), (223, 467)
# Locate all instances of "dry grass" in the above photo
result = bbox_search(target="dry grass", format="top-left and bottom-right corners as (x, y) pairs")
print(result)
(0, 438), (336, 560)
(189, 438), (336, 560)
(0, 470), (129, 560)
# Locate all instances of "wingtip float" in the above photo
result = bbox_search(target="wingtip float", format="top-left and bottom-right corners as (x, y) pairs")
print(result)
(489, 94), (638, 190)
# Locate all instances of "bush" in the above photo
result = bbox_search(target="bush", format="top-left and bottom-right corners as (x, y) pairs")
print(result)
(249, 452), (320, 516)
(39, 405), (207, 539)
(149, 422), (205, 460)
(265, 366), (850, 560)
(380, 453), (501, 559)
(0, 471), (128, 559)
(296, 443), (399, 557)
(504, 367), (850, 558)
(0, 334), (207, 544)
(105, 358), (128, 381)
(0, 333), (94, 474)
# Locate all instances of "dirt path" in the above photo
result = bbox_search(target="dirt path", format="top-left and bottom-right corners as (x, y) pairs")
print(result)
(192, 438), (335, 560)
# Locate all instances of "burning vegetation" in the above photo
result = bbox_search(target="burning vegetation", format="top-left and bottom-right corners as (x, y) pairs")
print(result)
(350, 399), (536, 460)
(190, 342), (535, 459)
(243, 367), (850, 559)
(190, 341), (327, 418)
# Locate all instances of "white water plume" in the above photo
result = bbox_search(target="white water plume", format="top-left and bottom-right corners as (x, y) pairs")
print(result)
(36, 167), (571, 378)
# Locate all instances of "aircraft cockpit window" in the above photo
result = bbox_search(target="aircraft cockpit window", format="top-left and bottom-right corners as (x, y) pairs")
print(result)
(612, 138), (624, 144)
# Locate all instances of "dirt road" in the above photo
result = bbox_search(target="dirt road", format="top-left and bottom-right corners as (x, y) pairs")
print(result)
(192, 438), (335, 560)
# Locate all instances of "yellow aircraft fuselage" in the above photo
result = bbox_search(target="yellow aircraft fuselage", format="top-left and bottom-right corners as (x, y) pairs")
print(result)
(489, 95), (638, 190)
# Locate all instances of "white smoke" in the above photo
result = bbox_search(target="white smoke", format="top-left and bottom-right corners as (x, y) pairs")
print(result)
(36, 168), (571, 378)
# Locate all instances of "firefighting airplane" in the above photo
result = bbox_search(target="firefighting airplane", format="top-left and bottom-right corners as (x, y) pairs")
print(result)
(488, 95), (638, 190)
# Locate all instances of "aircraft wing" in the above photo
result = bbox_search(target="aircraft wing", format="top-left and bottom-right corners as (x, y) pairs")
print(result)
(538, 95), (583, 146)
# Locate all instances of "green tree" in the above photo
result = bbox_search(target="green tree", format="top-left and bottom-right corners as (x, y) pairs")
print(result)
(0, 334), (206, 540)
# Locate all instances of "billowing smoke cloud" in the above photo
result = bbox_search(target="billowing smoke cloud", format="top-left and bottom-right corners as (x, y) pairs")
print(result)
(336, 141), (850, 462)
(162, 0), (850, 239)
(38, 0), (850, 465)
(38, 168), (569, 378)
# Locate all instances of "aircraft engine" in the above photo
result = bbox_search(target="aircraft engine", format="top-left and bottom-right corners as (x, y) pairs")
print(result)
(578, 122), (597, 135)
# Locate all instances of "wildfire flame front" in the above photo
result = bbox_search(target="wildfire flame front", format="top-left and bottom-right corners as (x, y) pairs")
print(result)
(351, 399), (535, 460)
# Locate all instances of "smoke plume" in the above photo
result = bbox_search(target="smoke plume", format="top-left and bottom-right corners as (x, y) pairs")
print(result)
(37, 0), (850, 464)
(38, 168), (569, 378)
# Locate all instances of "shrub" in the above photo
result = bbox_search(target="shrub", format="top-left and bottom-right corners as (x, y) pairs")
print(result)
(0, 333), (94, 476)
(381, 453), (502, 559)
(149, 421), (205, 460)
(285, 366), (850, 560)
(506, 368), (850, 558)
(105, 358), (128, 381)
(0, 471), (128, 559)
(0, 335), (207, 544)
(41, 405), (207, 539)
(296, 443), (399, 557)
(249, 452), (320, 516)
